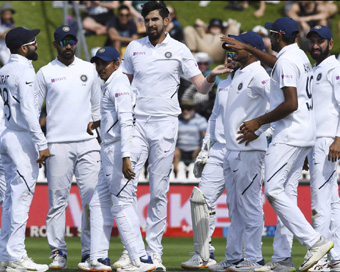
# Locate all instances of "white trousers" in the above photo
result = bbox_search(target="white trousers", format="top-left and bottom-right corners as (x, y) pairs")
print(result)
(309, 137), (340, 260)
(0, 129), (39, 262)
(265, 143), (320, 254)
(223, 150), (265, 263)
(199, 142), (226, 253)
(89, 141), (146, 263)
(45, 138), (100, 257)
(132, 116), (178, 256)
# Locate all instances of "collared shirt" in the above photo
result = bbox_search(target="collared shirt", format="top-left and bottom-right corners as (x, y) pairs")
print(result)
(0, 54), (47, 150)
(121, 33), (201, 117)
(312, 55), (340, 138)
(35, 56), (101, 143)
(100, 68), (133, 158)
(205, 76), (232, 145)
(224, 61), (270, 151)
(270, 43), (315, 147)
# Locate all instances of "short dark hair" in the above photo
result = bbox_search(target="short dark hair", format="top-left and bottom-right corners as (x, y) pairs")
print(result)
(141, 1), (169, 19)
(282, 34), (297, 45)
(118, 4), (130, 13)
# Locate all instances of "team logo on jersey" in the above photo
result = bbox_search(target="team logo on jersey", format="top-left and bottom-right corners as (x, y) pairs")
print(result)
(165, 52), (172, 58)
(238, 83), (243, 91)
(317, 73), (322, 81)
(80, 75), (88, 82)
(62, 26), (70, 32)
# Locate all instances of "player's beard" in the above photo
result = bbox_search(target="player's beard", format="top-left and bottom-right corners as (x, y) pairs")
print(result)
(26, 46), (38, 61)
(147, 25), (164, 41)
(58, 47), (75, 60)
(311, 44), (330, 63)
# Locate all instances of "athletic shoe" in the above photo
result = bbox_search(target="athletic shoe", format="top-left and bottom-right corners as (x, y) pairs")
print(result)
(181, 252), (217, 269)
(116, 262), (155, 272)
(78, 258), (112, 271)
(307, 260), (329, 272)
(255, 258), (296, 272)
(209, 258), (244, 272)
(113, 250), (130, 270)
(229, 259), (264, 271)
(49, 250), (67, 270)
(0, 262), (8, 272)
(328, 260), (340, 272)
(151, 254), (166, 271)
(299, 237), (334, 272)
(7, 255), (49, 272)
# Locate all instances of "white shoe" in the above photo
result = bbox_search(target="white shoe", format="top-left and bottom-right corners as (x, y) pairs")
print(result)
(7, 255), (49, 272)
(116, 262), (155, 272)
(113, 250), (131, 270)
(151, 254), (166, 271)
(209, 259), (235, 272)
(229, 259), (263, 272)
(0, 262), (8, 272)
(328, 260), (340, 272)
(307, 260), (329, 272)
(181, 252), (217, 269)
(49, 250), (67, 270)
(299, 237), (334, 272)
(78, 258), (112, 271)
(255, 258), (296, 272)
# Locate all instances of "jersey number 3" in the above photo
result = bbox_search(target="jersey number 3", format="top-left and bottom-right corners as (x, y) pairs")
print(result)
(0, 88), (11, 121)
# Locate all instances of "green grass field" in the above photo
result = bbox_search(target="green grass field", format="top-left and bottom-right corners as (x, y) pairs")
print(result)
(25, 236), (307, 271)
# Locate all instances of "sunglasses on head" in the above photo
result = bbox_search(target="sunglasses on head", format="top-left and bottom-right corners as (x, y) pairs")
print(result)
(22, 37), (37, 46)
(58, 39), (77, 47)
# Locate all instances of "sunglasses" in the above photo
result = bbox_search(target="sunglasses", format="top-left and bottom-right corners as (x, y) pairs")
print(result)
(227, 52), (235, 60)
(22, 37), (37, 46)
(181, 105), (194, 111)
(270, 29), (285, 35)
(58, 39), (77, 47)
(119, 13), (130, 17)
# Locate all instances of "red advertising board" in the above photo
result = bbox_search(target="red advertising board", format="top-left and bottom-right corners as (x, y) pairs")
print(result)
(0, 183), (320, 237)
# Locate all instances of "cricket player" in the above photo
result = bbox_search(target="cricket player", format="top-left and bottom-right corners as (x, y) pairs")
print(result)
(35, 25), (101, 269)
(0, 26), (50, 272)
(118, 1), (231, 271)
(209, 31), (269, 272)
(181, 54), (238, 270)
(305, 25), (340, 272)
(222, 17), (334, 272)
(77, 46), (156, 272)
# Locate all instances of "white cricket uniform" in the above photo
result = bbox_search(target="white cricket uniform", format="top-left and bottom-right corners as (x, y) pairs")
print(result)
(35, 56), (101, 257)
(308, 55), (340, 261)
(0, 54), (47, 262)
(265, 43), (319, 262)
(88, 69), (143, 262)
(198, 77), (230, 255)
(223, 61), (269, 263)
(121, 33), (201, 256)
(0, 98), (5, 206)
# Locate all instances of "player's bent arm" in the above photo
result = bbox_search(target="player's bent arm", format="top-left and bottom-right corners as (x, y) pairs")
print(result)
(240, 86), (298, 133)
(35, 69), (48, 115)
(90, 70), (102, 122)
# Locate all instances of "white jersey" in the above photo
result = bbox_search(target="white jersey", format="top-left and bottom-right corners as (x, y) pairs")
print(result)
(224, 61), (270, 151)
(270, 43), (315, 146)
(312, 55), (340, 138)
(100, 69), (133, 157)
(121, 33), (201, 117)
(0, 54), (47, 150)
(35, 56), (101, 143)
(0, 97), (4, 134)
(205, 76), (232, 145)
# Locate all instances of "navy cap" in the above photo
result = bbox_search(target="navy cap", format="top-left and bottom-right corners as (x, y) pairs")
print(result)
(54, 25), (78, 42)
(227, 31), (265, 51)
(5, 27), (40, 50)
(265, 17), (299, 39)
(307, 25), (333, 40)
(90, 47), (120, 63)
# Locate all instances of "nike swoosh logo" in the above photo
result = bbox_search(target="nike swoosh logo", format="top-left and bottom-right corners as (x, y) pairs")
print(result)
(233, 169), (238, 172)
(106, 174), (111, 177)
(25, 81), (33, 84)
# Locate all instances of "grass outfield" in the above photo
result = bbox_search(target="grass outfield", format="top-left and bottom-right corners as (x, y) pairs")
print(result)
(26, 236), (307, 271)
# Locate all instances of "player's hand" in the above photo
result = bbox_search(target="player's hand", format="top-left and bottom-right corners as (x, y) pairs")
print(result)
(193, 149), (209, 178)
(236, 131), (259, 146)
(239, 119), (261, 134)
(87, 120), (101, 135)
(211, 64), (234, 76)
(36, 148), (51, 168)
(220, 35), (249, 51)
(122, 157), (136, 180)
(328, 136), (340, 162)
